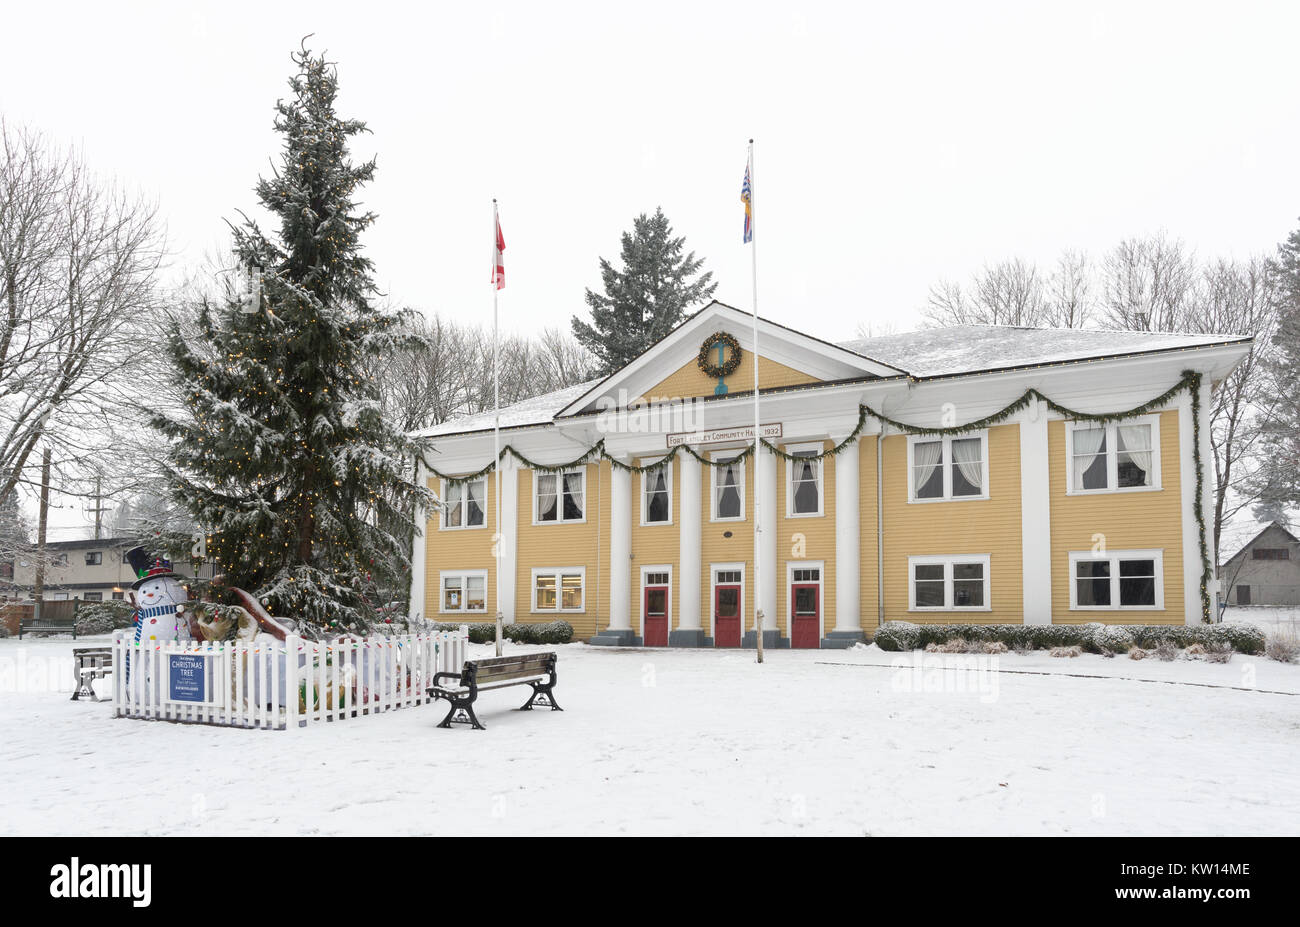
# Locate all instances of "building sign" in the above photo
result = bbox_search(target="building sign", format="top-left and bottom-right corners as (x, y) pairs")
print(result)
(665, 422), (783, 448)
(167, 652), (214, 704)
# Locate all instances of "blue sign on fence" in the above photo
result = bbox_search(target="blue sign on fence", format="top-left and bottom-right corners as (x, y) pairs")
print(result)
(168, 653), (208, 703)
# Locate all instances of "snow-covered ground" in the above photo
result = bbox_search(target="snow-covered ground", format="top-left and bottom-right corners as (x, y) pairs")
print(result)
(1, 617), (1297, 836)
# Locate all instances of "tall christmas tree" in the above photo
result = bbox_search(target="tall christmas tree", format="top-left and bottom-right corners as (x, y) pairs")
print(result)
(571, 207), (717, 375)
(154, 45), (430, 631)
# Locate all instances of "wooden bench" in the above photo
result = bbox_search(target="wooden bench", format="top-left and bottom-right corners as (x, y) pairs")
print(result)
(19, 611), (77, 639)
(71, 646), (112, 702)
(428, 651), (562, 730)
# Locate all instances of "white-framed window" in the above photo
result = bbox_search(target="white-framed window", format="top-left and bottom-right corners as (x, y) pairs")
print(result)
(532, 567), (585, 612)
(1066, 416), (1161, 494)
(440, 477), (486, 530)
(641, 460), (673, 525)
(908, 432), (988, 502)
(785, 443), (824, 517)
(1069, 549), (1163, 610)
(908, 554), (991, 611)
(535, 469), (585, 524)
(440, 570), (488, 613)
(85, 551), (102, 566)
(710, 451), (746, 521)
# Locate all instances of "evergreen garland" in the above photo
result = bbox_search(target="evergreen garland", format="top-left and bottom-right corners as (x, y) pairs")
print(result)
(421, 372), (1213, 620)
(697, 332), (743, 378)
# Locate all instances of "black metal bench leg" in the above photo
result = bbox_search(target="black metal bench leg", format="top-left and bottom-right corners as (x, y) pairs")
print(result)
(519, 680), (562, 712)
(436, 695), (485, 730)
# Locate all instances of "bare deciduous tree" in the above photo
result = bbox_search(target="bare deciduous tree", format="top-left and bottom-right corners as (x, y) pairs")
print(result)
(0, 119), (164, 507)
(1100, 233), (1196, 332)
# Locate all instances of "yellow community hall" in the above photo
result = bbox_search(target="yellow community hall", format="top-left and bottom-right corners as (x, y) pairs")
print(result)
(408, 301), (1251, 648)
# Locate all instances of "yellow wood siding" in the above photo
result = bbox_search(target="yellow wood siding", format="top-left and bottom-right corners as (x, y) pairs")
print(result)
(629, 456), (681, 635)
(881, 424), (1024, 624)
(423, 471), (498, 621)
(858, 435), (881, 636)
(639, 351), (818, 403)
(514, 461), (608, 639)
(1048, 410), (1183, 624)
(699, 451), (754, 642)
(776, 440), (837, 639)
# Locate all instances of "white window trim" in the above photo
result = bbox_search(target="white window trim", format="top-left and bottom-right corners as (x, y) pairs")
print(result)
(1065, 415), (1162, 495)
(908, 554), (993, 612)
(710, 562), (745, 641)
(784, 442), (825, 518)
(438, 569), (489, 614)
(906, 431), (990, 503)
(640, 458), (674, 527)
(532, 468), (588, 525)
(1068, 549), (1164, 611)
(709, 450), (747, 522)
(439, 477), (488, 531)
(530, 566), (587, 613)
(639, 564), (673, 640)
(785, 560), (825, 641)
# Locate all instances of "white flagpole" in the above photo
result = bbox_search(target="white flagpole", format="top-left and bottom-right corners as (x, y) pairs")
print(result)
(493, 199), (504, 657)
(748, 140), (764, 665)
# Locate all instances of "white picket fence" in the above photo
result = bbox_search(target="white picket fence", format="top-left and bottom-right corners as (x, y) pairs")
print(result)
(111, 628), (468, 730)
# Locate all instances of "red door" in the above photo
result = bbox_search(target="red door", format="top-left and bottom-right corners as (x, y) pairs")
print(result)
(714, 583), (742, 647)
(791, 583), (820, 649)
(644, 585), (669, 647)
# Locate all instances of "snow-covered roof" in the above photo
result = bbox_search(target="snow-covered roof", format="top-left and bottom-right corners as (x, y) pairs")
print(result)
(838, 325), (1249, 379)
(416, 324), (1251, 439)
(414, 379), (601, 438)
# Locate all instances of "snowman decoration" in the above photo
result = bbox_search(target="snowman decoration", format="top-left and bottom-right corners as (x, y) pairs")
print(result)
(127, 546), (191, 646)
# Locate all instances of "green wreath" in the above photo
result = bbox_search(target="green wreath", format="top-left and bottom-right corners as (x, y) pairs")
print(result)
(697, 331), (742, 378)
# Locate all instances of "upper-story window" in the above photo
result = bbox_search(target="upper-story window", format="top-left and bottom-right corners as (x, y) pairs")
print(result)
(908, 433), (987, 501)
(642, 461), (672, 525)
(786, 444), (824, 517)
(441, 477), (486, 529)
(84, 551), (102, 566)
(711, 453), (746, 521)
(1066, 416), (1160, 493)
(1252, 548), (1290, 560)
(536, 469), (585, 523)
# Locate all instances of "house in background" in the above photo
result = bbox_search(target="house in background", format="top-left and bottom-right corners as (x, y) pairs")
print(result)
(1219, 521), (1300, 607)
(8, 536), (215, 603)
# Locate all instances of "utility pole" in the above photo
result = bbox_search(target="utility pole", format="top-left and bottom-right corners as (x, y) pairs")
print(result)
(91, 473), (106, 540)
(32, 448), (51, 622)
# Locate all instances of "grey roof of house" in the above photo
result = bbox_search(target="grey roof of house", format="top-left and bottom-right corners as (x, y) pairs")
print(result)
(418, 325), (1250, 439)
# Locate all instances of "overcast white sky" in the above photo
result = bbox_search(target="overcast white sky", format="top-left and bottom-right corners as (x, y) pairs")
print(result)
(4, 0), (1299, 537)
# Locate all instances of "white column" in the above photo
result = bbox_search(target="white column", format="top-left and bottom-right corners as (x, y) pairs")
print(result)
(497, 456), (518, 622)
(757, 449), (778, 632)
(677, 452), (702, 633)
(1020, 400), (1052, 625)
(833, 440), (861, 635)
(1179, 388), (1202, 625)
(408, 459), (428, 622)
(1198, 378), (1216, 622)
(608, 463), (632, 632)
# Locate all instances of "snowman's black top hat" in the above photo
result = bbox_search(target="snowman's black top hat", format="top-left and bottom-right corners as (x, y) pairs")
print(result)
(126, 546), (182, 589)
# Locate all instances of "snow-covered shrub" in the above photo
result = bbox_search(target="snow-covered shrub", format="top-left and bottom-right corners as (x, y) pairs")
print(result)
(432, 620), (573, 645)
(1128, 647), (1147, 660)
(1089, 625), (1134, 655)
(982, 641), (1008, 654)
(1204, 643), (1233, 664)
(1211, 623), (1265, 655)
(1050, 646), (1081, 658)
(871, 621), (922, 651)
(1265, 630), (1300, 664)
(1130, 623), (1265, 655)
(1154, 639), (1179, 662)
(74, 599), (136, 636)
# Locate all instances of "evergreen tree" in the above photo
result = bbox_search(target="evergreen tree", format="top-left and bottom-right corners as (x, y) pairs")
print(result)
(571, 207), (717, 375)
(153, 45), (430, 632)
(1252, 221), (1300, 520)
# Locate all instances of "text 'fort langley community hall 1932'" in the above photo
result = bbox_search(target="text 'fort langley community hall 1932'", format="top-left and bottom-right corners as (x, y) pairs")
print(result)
(408, 301), (1252, 649)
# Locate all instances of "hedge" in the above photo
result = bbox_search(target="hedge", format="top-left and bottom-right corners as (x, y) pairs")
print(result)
(432, 620), (574, 645)
(74, 599), (137, 636)
(871, 620), (1265, 655)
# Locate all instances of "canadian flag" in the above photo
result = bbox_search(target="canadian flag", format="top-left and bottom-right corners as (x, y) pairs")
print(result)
(492, 210), (505, 290)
